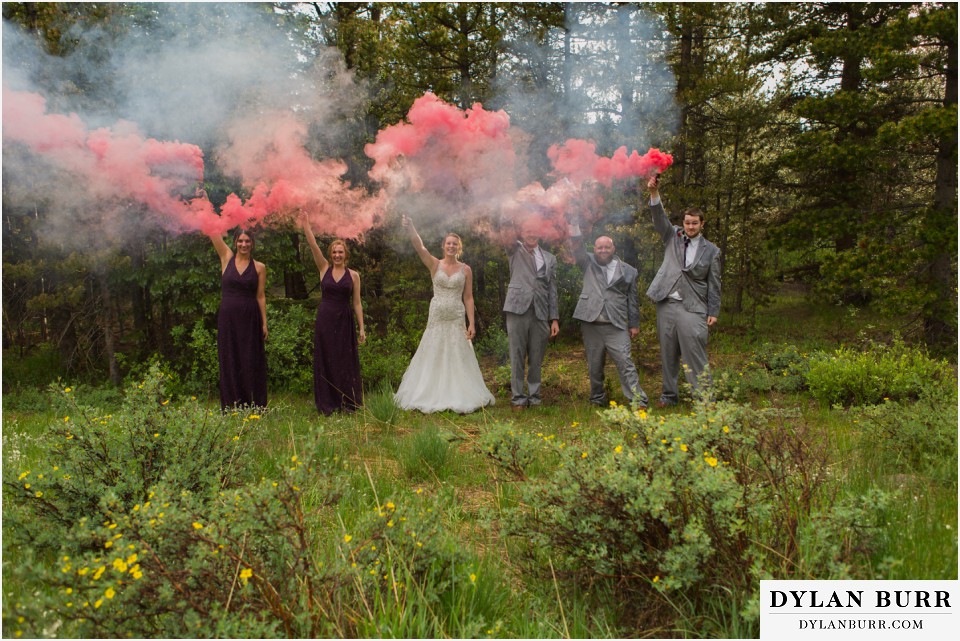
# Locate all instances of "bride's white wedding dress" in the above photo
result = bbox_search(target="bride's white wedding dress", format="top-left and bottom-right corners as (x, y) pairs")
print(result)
(394, 265), (495, 413)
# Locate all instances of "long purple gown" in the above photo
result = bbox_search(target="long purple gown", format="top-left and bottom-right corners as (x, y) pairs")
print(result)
(314, 268), (362, 414)
(217, 256), (267, 409)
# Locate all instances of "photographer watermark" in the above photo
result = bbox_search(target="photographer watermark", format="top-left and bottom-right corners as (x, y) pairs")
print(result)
(761, 580), (957, 640)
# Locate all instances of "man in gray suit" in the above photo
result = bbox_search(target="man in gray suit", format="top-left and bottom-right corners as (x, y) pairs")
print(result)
(501, 218), (560, 409)
(645, 176), (721, 406)
(569, 226), (649, 408)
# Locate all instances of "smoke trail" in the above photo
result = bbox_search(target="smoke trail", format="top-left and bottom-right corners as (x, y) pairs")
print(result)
(2, 5), (379, 246)
(364, 93), (671, 245)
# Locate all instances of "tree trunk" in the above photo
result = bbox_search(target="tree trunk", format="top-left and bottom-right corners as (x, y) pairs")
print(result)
(95, 268), (121, 386)
(925, 25), (958, 346)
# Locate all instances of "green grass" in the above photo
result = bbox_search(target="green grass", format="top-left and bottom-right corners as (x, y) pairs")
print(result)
(3, 288), (956, 638)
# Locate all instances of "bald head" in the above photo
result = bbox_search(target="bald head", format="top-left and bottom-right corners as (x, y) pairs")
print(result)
(593, 236), (615, 265)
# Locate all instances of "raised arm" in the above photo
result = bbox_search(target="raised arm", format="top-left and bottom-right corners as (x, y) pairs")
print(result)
(351, 270), (366, 344)
(462, 264), (476, 340)
(645, 175), (675, 243)
(300, 217), (329, 279)
(498, 218), (521, 256)
(207, 232), (233, 273)
(566, 220), (590, 270)
(401, 214), (439, 273)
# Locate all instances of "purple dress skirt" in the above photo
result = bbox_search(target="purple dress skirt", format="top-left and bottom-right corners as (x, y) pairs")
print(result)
(313, 268), (362, 414)
(217, 256), (267, 409)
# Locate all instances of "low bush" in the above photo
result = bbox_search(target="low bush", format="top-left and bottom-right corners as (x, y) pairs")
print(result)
(806, 339), (951, 406)
(854, 382), (958, 484)
(2, 365), (257, 556)
(359, 321), (420, 392)
(490, 396), (891, 626)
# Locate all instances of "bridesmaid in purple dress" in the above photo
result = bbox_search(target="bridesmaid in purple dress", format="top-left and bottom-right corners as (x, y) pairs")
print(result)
(207, 228), (268, 410)
(301, 218), (366, 415)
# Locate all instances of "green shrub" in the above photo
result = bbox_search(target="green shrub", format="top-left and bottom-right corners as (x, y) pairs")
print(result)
(475, 323), (508, 362)
(2, 365), (257, 556)
(3, 445), (350, 638)
(806, 340), (951, 406)
(1, 384), (50, 412)
(263, 301), (314, 394)
(170, 319), (219, 392)
(854, 382), (958, 484)
(479, 424), (547, 480)
(0, 344), (63, 390)
(360, 321), (420, 391)
(493, 396), (891, 623)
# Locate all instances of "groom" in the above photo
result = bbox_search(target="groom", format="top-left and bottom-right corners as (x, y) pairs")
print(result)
(501, 217), (560, 410)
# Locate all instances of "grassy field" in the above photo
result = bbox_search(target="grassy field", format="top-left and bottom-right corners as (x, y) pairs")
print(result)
(3, 288), (957, 638)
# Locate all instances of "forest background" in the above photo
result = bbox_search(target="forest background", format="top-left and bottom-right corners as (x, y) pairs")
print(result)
(1, 2), (957, 639)
(2, 2), (956, 384)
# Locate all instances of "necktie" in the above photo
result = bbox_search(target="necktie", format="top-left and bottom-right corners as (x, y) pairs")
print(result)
(683, 235), (690, 266)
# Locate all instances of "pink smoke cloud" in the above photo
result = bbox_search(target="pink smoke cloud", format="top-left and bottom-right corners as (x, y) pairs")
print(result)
(365, 92), (518, 214)
(3, 86), (383, 239)
(547, 139), (673, 187)
(2, 86), (219, 232)
(366, 92), (669, 246)
(216, 111), (384, 238)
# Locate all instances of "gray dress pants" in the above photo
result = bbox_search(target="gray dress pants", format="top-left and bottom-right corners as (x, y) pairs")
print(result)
(581, 321), (648, 407)
(656, 298), (710, 404)
(506, 307), (549, 406)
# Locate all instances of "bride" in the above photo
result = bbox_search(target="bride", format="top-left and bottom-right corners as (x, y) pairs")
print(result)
(394, 215), (495, 413)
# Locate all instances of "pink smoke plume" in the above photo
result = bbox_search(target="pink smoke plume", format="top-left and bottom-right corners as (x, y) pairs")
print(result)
(547, 139), (673, 187)
(365, 92), (671, 246)
(365, 92), (516, 212)
(217, 111), (383, 239)
(3, 86), (382, 239)
(2, 86), (219, 232)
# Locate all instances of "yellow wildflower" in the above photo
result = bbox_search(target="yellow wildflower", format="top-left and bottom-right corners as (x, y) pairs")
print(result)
(343, 534), (353, 543)
(192, 522), (204, 530)
(470, 573), (477, 583)
(65, 387), (72, 393)
(705, 456), (718, 467)
(680, 444), (688, 452)
(239, 568), (253, 582)
(94, 599), (103, 609)
(105, 588), (116, 599)
(614, 445), (623, 454)
(104, 541), (113, 549)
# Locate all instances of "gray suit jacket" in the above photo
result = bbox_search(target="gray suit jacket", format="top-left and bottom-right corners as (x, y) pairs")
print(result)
(503, 241), (559, 322)
(646, 202), (721, 318)
(571, 238), (639, 331)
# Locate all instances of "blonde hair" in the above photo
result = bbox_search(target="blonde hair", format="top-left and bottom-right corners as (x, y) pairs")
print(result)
(443, 233), (463, 259)
(327, 239), (350, 263)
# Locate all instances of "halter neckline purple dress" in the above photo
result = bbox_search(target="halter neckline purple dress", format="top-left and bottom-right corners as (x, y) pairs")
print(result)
(313, 268), (362, 414)
(217, 256), (267, 409)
